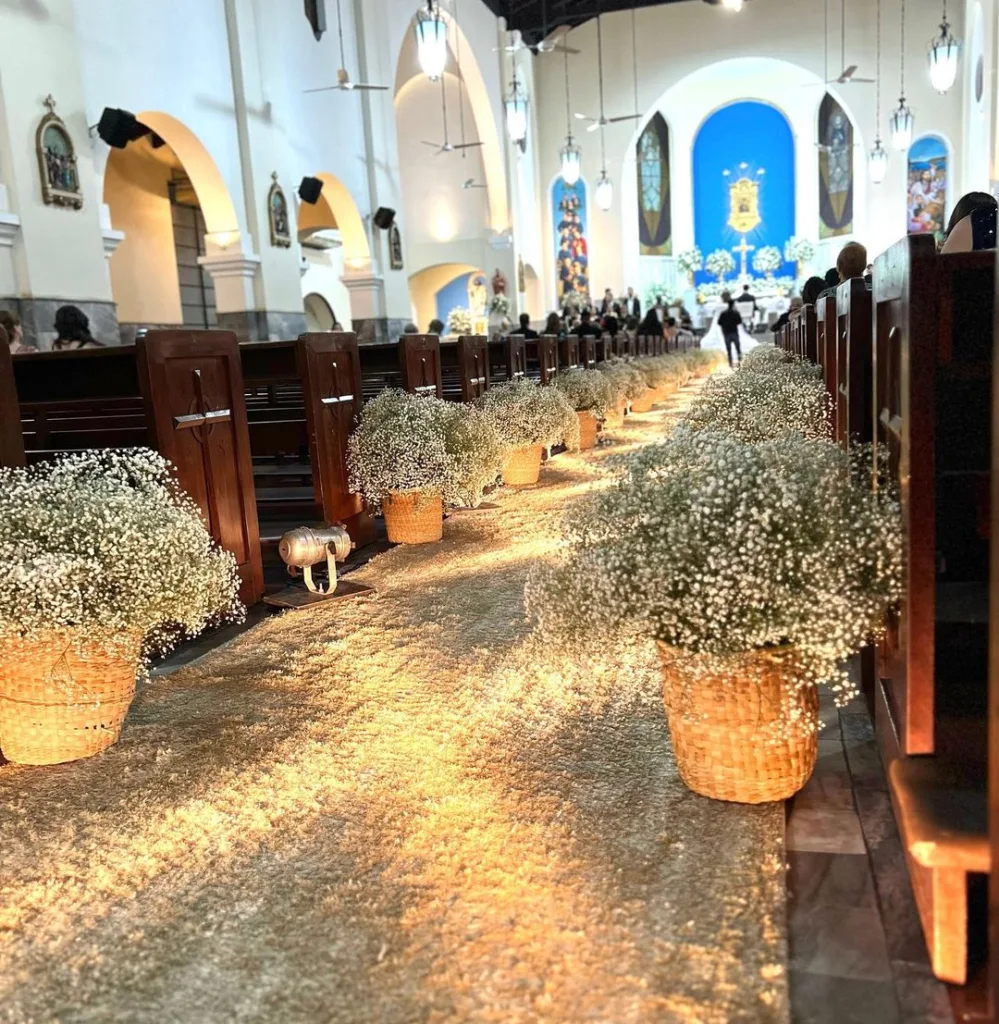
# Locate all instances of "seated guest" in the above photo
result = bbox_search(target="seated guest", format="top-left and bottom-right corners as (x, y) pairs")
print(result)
(942, 191), (998, 253)
(572, 309), (603, 339)
(402, 322), (420, 334)
(53, 305), (102, 350)
(427, 318), (445, 335)
(824, 267), (840, 290)
(625, 315), (640, 332)
(543, 311), (566, 339)
(734, 283), (758, 330)
(772, 295), (804, 334)
(638, 308), (665, 341)
(818, 243), (869, 299)
(0, 310), (33, 353)
(510, 313), (539, 339)
(802, 276), (827, 307)
(602, 311), (619, 337)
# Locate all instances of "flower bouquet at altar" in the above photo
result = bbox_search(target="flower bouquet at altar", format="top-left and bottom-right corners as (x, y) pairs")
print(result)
(0, 450), (243, 765)
(526, 427), (902, 804)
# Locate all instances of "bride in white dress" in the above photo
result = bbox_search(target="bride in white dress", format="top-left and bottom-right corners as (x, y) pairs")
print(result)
(699, 298), (759, 357)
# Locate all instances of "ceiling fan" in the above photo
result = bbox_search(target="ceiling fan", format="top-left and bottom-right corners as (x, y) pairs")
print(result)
(422, 66), (483, 155)
(828, 0), (874, 83)
(574, 12), (641, 133)
(303, 0), (388, 93)
(462, 178), (487, 189)
(496, 0), (579, 55)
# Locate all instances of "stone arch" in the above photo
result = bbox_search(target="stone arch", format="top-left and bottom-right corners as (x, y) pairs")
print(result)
(394, 15), (508, 233)
(297, 172), (371, 266)
(408, 261), (483, 330)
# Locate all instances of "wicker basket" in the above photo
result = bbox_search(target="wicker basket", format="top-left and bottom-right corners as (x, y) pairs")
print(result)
(656, 642), (818, 803)
(630, 389), (656, 414)
(0, 632), (139, 765)
(382, 491), (443, 544)
(577, 410), (599, 450)
(503, 445), (544, 486)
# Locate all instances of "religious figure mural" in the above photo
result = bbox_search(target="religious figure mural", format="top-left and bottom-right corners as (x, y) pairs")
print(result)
(637, 113), (672, 256)
(907, 136), (948, 241)
(552, 178), (590, 304)
(818, 94), (854, 239)
(467, 275), (488, 318)
(35, 96), (82, 210)
(691, 101), (796, 288)
(267, 173), (291, 248)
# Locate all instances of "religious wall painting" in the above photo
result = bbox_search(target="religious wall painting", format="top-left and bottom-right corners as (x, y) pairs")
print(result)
(637, 113), (672, 256)
(36, 96), (82, 210)
(818, 94), (853, 240)
(389, 224), (404, 270)
(268, 173), (291, 248)
(907, 135), (948, 241)
(552, 178), (590, 304)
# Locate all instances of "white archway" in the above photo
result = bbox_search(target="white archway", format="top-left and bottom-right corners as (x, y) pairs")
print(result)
(298, 171), (371, 267)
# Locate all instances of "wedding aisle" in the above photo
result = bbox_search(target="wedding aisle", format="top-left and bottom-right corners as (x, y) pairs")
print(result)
(0, 384), (789, 1024)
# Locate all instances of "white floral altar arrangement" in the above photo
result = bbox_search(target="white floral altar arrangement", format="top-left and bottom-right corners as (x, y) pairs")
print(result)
(784, 236), (816, 266)
(447, 307), (473, 336)
(752, 246), (783, 276)
(705, 249), (736, 283)
(488, 295), (511, 318)
(676, 247), (703, 278)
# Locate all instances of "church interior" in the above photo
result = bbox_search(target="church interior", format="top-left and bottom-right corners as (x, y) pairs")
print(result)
(0, 0), (997, 1020)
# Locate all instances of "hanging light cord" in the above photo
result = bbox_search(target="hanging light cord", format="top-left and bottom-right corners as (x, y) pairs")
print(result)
(876, 0), (881, 123)
(631, 8), (639, 113)
(563, 45), (572, 136)
(335, 0), (347, 69)
(597, 14), (606, 122)
(454, 0), (467, 155)
(900, 0), (906, 97)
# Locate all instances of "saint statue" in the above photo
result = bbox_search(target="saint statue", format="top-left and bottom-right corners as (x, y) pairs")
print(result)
(468, 276), (488, 317)
(492, 268), (508, 296)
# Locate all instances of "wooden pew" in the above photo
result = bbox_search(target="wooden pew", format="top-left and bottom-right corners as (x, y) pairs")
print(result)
(816, 293), (838, 436)
(558, 336), (581, 371)
(578, 336), (597, 369)
(357, 335), (442, 401)
(872, 233), (993, 985)
(835, 279), (873, 452)
(488, 336), (527, 382)
(439, 335), (488, 402)
(526, 336), (558, 384)
(0, 339), (26, 467)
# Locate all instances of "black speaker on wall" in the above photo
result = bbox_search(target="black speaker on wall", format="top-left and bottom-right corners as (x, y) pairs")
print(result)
(298, 176), (324, 204)
(373, 207), (396, 230)
(97, 108), (150, 149)
(304, 0), (327, 40)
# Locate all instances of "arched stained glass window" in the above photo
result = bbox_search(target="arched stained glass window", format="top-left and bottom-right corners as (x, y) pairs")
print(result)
(637, 113), (671, 256)
(818, 93), (854, 239)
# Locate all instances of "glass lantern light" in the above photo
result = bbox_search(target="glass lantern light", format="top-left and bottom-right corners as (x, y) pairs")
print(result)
(414, 1), (448, 82)
(505, 73), (529, 145)
(889, 97), (914, 151)
(720, 0), (745, 9)
(595, 170), (613, 212)
(560, 134), (581, 186)
(928, 14), (960, 93)
(869, 137), (888, 184)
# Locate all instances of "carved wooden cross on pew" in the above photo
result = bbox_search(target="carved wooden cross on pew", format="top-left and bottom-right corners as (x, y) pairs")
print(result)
(320, 359), (355, 408)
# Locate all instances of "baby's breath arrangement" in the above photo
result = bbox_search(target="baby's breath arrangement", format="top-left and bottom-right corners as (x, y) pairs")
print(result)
(477, 378), (580, 450)
(347, 389), (451, 508)
(682, 359), (830, 443)
(0, 450), (243, 661)
(634, 355), (685, 389)
(741, 343), (794, 370)
(598, 358), (648, 404)
(554, 367), (616, 418)
(437, 402), (508, 508)
(526, 428), (902, 706)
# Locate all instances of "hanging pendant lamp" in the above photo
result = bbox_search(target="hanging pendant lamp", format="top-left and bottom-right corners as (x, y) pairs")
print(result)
(870, 0), (889, 182)
(505, 71), (529, 144)
(890, 0), (914, 150)
(559, 43), (581, 185)
(928, 0), (960, 93)
(595, 169), (613, 211)
(414, 0), (448, 81)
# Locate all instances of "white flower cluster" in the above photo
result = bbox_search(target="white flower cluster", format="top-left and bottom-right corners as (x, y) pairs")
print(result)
(633, 356), (686, 390)
(554, 368), (616, 418)
(477, 378), (579, 450)
(682, 356), (831, 443)
(705, 249), (736, 281)
(752, 246), (784, 275)
(526, 428), (902, 705)
(0, 449), (243, 660)
(488, 295), (511, 317)
(348, 389), (507, 509)
(676, 247), (703, 275)
(785, 236), (816, 264)
(741, 343), (794, 370)
(447, 307), (473, 335)
(598, 358), (649, 403)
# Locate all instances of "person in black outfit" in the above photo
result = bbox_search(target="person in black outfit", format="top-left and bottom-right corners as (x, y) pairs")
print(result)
(53, 305), (103, 350)
(801, 276), (827, 307)
(427, 318), (445, 335)
(602, 313), (619, 337)
(511, 313), (539, 339)
(717, 295), (743, 368)
(942, 191), (998, 252)
(638, 308), (664, 341)
(625, 287), (641, 319)
(573, 309), (602, 339)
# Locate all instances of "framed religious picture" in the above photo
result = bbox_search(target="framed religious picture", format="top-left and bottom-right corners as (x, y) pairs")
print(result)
(36, 96), (82, 210)
(268, 172), (291, 248)
(388, 223), (403, 270)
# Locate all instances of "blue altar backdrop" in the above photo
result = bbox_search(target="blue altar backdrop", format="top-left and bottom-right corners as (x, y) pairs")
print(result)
(692, 100), (796, 287)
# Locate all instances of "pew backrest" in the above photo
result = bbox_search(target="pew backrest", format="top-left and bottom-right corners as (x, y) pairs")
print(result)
(816, 293), (838, 436)
(0, 341), (25, 467)
(456, 335), (489, 401)
(835, 279), (873, 452)
(399, 335), (443, 398)
(559, 336), (581, 370)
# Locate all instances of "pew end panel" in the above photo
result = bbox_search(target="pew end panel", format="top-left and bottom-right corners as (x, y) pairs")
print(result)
(0, 341), (25, 467)
(399, 335), (443, 399)
(456, 335), (489, 401)
(137, 330), (265, 605)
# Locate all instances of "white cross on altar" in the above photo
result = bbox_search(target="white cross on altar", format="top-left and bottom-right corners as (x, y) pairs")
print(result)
(732, 237), (755, 279)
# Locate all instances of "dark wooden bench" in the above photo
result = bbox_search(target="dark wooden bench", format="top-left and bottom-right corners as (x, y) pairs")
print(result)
(871, 233), (994, 984)
(835, 279), (873, 452)
(488, 336), (527, 383)
(525, 335), (558, 384)
(357, 335), (443, 401)
(558, 336), (581, 371)
(816, 292), (838, 435)
(439, 335), (489, 402)
(578, 336), (597, 369)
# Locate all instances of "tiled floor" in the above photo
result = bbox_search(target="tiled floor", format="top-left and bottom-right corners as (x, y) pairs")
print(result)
(787, 682), (956, 1024)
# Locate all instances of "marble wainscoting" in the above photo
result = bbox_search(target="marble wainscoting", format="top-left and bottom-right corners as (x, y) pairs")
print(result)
(216, 310), (308, 344)
(352, 318), (409, 345)
(0, 298), (121, 349)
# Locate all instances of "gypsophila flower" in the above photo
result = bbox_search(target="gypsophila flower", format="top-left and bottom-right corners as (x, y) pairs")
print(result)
(554, 368), (616, 418)
(477, 379), (579, 451)
(597, 358), (649, 404)
(0, 449), (243, 665)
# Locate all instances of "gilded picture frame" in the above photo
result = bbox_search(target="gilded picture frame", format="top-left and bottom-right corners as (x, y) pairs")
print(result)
(268, 172), (292, 248)
(36, 96), (83, 210)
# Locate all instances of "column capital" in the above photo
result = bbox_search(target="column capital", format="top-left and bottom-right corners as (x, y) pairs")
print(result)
(197, 251), (262, 280)
(0, 212), (20, 249)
